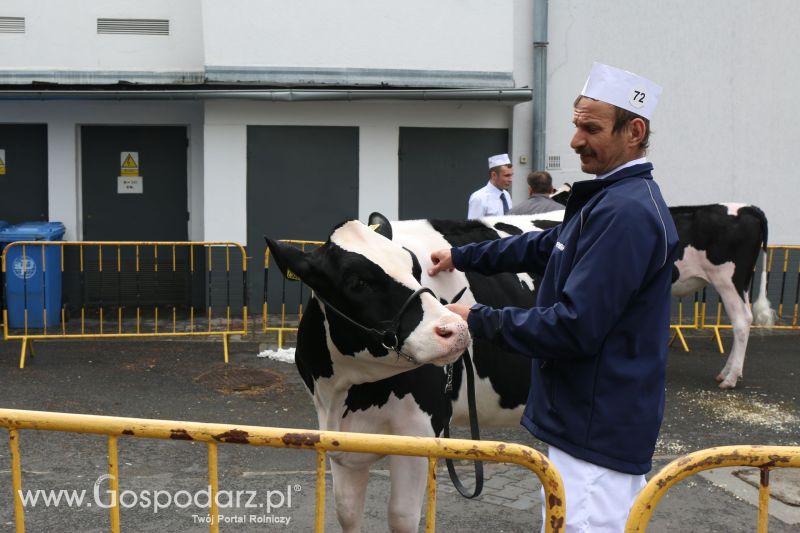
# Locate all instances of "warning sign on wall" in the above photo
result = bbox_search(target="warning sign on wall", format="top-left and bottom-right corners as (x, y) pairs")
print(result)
(118, 176), (143, 194)
(120, 151), (139, 176)
(0, 149), (6, 175)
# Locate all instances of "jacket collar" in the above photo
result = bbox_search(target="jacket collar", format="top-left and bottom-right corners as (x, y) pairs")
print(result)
(564, 162), (654, 222)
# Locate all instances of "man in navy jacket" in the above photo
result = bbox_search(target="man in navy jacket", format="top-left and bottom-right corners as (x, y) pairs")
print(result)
(430, 63), (680, 532)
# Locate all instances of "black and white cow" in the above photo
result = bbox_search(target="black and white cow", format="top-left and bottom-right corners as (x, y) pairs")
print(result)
(669, 203), (774, 388)
(266, 212), (562, 533)
(550, 188), (774, 388)
(266, 203), (771, 530)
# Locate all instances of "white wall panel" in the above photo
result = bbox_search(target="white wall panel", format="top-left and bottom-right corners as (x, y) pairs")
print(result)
(0, 0), (204, 76)
(201, 0), (512, 73)
(546, 0), (799, 243)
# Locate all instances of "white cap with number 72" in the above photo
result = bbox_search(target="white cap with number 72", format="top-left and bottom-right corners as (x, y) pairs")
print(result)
(580, 62), (662, 120)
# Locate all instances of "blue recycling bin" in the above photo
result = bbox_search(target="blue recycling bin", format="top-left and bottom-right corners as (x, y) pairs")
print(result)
(0, 222), (66, 329)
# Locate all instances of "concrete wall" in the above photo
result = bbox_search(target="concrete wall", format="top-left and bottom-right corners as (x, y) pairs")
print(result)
(0, 101), (204, 241)
(545, 0), (799, 243)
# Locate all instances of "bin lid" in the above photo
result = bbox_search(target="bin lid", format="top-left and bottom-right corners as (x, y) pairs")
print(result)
(0, 221), (66, 242)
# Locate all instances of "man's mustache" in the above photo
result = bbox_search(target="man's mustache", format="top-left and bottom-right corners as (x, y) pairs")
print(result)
(575, 147), (595, 156)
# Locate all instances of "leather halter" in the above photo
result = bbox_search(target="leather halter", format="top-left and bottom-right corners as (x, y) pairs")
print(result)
(313, 286), (436, 363)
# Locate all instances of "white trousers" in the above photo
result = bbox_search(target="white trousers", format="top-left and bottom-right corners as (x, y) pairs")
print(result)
(540, 446), (647, 533)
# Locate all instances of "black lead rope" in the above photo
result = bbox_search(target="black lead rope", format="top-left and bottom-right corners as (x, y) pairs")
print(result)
(443, 286), (484, 499)
(443, 350), (484, 498)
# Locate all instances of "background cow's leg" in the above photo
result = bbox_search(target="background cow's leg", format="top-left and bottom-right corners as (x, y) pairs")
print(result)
(388, 454), (427, 533)
(714, 280), (754, 389)
(330, 457), (372, 533)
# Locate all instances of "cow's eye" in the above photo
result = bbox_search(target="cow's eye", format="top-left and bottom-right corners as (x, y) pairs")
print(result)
(346, 276), (370, 292)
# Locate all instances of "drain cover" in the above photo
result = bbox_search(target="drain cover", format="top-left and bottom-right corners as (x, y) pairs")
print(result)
(195, 364), (284, 395)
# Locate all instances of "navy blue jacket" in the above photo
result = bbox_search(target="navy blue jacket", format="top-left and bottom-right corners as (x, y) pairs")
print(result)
(453, 163), (679, 474)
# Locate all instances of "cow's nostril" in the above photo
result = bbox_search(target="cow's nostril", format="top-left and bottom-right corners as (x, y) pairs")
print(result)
(435, 325), (454, 339)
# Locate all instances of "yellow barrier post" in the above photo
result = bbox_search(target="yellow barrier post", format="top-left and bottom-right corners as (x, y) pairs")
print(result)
(1, 408), (565, 532)
(9, 428), (25, 533)
(208, 441), (220, 533)
(425, 457), (438, 532)
(107, 435), (121, 533)
(315, 449), (327, 533)
(626, 445), (800, 533)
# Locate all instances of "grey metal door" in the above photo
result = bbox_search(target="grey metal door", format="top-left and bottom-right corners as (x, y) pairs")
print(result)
(398, 127), (509, 220)
(78, 126), (191, 309)
(247, 125), (359, 315)
(81, 125), (188, 241)
(0, 124), (48, 224)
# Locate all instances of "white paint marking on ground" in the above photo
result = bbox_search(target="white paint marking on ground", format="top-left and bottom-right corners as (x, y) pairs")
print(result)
(698, 467), (800, 525)
(257, 348), (296, 363)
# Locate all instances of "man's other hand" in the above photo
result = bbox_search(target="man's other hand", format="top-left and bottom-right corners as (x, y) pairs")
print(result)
(428, 248), (455, 276)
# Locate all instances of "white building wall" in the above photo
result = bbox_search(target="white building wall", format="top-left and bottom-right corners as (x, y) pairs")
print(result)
(201, 0), (512, 74)
(0, 100), (204, 240)
(0, 0), (204, 79)
(203, 100), (511, 244)
(545, 0), (800, 243)
(3, 1), (796, 243)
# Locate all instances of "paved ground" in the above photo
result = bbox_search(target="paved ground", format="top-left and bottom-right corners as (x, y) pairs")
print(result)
(0, 331), (798, 532)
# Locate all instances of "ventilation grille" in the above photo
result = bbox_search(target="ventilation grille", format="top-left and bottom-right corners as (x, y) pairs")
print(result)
(547, 155), (561, 170)
(0, 16), (25, 33)
(97, 18), (169, 35)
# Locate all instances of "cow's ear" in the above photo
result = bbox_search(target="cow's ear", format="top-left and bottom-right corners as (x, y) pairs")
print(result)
(265, 238), (316, 284)
(368, 212), (393, 240)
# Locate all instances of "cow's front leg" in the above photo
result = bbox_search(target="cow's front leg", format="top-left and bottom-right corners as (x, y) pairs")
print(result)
(330, 455), (372, 533)
(387, 455), (428, 533)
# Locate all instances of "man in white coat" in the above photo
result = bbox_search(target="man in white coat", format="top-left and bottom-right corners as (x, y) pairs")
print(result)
(467, 153), (513, 219)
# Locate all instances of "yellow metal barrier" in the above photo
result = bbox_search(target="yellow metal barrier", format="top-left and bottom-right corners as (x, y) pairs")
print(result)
(626, 445), (800, 532)
(1, 241), (248, 367)
(670, 245), (800, 353)
(0, 408), (566, 532)
(263, 240), (323, 348)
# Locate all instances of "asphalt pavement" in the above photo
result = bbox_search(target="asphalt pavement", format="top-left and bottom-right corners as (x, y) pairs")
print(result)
(0, 330), (798, 532)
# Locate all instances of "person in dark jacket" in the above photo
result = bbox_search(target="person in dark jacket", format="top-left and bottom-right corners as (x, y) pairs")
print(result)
(508, 170), (565, 215)
(429, 62), (680, 532)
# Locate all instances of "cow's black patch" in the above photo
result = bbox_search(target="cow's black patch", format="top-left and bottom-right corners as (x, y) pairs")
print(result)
(429, 219), (500, 246)
(532, 219), (560, 230)
(404, 247), (423, 282)
(343, 365), (451, 436)
(294, 297), (333, 393)
(428, 218), (536, 410)
(313, 245), (425, 359)
(551, 189), (570, 206)
(493, 222), (523, 235)
(670, 204), (767, 296)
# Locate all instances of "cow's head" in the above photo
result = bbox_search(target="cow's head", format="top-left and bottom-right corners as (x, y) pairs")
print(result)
(266, 220), (470, 367)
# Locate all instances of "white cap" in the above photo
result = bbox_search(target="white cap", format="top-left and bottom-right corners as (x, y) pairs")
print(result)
(488, 153), (511, 169)
(580, 62), (662, 120)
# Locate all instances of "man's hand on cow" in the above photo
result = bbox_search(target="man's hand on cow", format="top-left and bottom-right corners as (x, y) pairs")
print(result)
(428, 248), (455, 276)
(445, 303), (471, 321)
